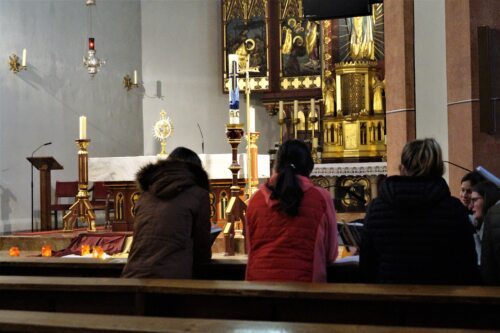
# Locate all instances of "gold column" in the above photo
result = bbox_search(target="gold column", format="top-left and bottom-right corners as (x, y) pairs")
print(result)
(63, 139), (96, 232)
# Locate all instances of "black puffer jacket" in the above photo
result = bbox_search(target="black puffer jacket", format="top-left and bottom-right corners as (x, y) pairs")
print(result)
(122, 159), (211, 278)
(360, 176), (479, 285)
(481, 203), (500, 285)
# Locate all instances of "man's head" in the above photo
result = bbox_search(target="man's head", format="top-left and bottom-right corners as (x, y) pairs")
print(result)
(459, 171), (485, 208)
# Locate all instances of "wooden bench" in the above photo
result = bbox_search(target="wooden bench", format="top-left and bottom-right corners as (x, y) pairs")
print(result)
(0, 276), (498, 330)
(0, 310), (486, 333)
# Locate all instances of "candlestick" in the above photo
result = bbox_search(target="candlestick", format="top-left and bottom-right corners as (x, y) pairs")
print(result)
(133, 70), (137, 84)
(79, 116), (87, 140)
(63, 139), (96, 232)
(21, 48), (26, 67)
(228, 54), (240, 124)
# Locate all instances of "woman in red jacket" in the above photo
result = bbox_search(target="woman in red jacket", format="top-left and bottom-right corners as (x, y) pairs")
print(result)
(245, 140), (338, 282)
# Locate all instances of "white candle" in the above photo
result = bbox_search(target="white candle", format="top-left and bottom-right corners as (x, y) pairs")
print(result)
(293, 100), (299, 119)
(279, 101), (284, 120)
(21, 48), (26, 67)
(133, 70), (137, 84)
(79, 116), (87, 140)
(310, 98), (315, 115)
(249, 107), (255, 133)
(313, 138), (318, 148)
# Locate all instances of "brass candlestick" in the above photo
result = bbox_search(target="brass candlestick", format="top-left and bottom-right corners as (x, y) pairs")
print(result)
(246, 132), (260, 197)
(224, 123), (245, 256)
(293, 118), (300, 139)
(63, 139), (97, 232)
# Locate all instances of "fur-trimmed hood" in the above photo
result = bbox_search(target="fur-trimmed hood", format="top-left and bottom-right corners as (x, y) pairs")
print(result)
(136, 159), (209, 199)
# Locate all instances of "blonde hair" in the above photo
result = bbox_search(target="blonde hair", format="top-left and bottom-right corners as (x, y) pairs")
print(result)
(400, 138), (444, 177)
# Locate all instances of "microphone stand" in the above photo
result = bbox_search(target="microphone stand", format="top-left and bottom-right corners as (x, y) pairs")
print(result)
(197, 123), (205, 154)
(31, 142), (51, 232)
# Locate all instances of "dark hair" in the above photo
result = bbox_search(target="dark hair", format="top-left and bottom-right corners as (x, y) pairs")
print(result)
(461, 171), (485, 186)
(400, 138), (444, 177)
(267, 140), (314, 216)
(472, 181), (500, 218)
(168, 147), (202, 167)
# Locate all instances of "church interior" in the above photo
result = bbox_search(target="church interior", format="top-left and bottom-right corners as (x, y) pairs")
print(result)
(0, 0), (499, 331)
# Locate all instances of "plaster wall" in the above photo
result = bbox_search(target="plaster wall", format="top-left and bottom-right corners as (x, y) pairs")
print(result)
(414, 0), (449, 180)
(140, 0), (278, 156)
(0, 0), (143, 232)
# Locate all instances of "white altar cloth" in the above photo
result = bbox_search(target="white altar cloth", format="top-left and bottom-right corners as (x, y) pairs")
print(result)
(89, 154), (270, 182)
(311, 162), (387, 177)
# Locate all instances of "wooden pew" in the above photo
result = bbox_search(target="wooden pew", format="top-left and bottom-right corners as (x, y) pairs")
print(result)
(0, 310), (486, 333)
(0, 276), (498, 330)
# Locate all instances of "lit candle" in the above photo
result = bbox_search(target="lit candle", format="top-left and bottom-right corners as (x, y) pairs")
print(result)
(293, 100), (298, 119)
(133, 70), (138, 84)
(249, 106), (256, 132)
(279, 101), (284, 120)
(21, 48), (26, 67)
(228, 54), (240, 124)
(79, 116), (87, 140)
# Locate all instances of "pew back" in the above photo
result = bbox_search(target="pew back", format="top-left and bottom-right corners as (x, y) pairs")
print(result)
(0, 276), (498, 330)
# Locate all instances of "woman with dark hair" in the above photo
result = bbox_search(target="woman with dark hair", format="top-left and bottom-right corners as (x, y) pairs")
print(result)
(360, 138), (479, 285)
(122, 147), (211, 278)
(473, 181), (500, 285)
(245, 140), (338, 282)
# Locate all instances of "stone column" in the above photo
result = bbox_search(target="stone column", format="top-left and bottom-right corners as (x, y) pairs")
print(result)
(384, 0), (416, 176)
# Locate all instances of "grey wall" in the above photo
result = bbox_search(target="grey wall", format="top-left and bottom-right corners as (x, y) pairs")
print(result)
(141, 0), (278, 155)
(0, 0), (143, 232)
(414, 0), (449, 179)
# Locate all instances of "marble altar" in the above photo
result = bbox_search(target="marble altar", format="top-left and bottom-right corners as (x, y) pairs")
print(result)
(89, 154), (270, 181)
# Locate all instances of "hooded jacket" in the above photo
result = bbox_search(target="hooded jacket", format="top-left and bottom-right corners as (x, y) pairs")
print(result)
(360, 176), (479, 285)
(245, 175), (338, 282)
(121, 159), (211, 278)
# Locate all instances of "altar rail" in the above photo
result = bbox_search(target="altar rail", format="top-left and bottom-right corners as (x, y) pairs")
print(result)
(0, 276), (498, 329)
(0, 310), (483, 333)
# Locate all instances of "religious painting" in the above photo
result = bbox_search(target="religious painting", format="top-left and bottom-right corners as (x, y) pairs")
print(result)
(223, 0), (270, 92)
(336, 4), (385, 62)
(279, 0), (322, 90)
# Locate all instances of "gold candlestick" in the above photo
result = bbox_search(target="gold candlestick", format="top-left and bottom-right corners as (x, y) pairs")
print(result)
(246, 132), (260, 197)
(293, 118), (300, 139)
(224, 124), (246, 256)
(63, 139), (96, 232)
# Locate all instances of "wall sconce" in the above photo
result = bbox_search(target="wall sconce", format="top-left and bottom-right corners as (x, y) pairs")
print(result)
(9, 48), (27, 73)
(123, 70), (140, 91)
(83, 38), (105, 76)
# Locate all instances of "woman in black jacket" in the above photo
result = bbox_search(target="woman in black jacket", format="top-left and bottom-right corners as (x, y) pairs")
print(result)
(360, 138), (479, 285)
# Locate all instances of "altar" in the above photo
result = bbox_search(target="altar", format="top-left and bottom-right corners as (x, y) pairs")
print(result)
(89, 154), (270, 231)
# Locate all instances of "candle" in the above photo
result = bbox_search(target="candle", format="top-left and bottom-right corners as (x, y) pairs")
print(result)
(279, 101), (284, 120)
(21, 48), (26, 67)
(79, 116), (87, 139)
(313, 138), (318, 148)
(249, 106), (255, 133)
(293, 100), (298, 119)
(310, 98), (315, 115)
(133, 70), (138, 84)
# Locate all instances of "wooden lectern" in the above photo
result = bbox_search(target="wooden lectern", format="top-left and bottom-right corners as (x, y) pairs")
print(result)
(27, 157), (63, 231)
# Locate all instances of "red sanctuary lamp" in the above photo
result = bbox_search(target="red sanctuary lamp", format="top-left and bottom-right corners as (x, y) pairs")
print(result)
(83, 37), (104, 76)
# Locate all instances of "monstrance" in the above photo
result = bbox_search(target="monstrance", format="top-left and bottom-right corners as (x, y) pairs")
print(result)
(153, 110), (173, 157)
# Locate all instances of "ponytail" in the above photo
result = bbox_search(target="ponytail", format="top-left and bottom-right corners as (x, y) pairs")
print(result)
(267, 140), (313, 217)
